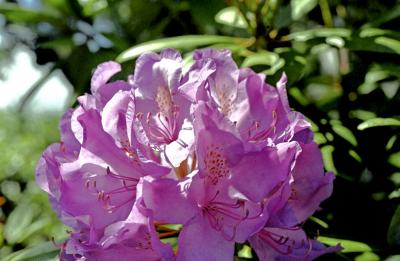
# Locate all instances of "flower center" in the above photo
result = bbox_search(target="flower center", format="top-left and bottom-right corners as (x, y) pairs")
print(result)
(155, 86), (173, 117)
(201, 192), (246, 241)
(85, 167), (138, 213)
(204, 145), (229, 185)
(215, 86), (233, 116)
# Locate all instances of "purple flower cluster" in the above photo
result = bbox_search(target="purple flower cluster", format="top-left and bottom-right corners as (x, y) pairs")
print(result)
(37, 48), (340, 261)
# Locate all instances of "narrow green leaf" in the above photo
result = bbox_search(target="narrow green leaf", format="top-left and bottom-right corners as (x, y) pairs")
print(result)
(354, 252), (380, 261)
(331, 122), (358, 146)
(241, 51), (280, 67)
(388, 205), (400, 246)
(116, 35), (254, 62)
(215, 6), (248, 29)
(287, 28), (351, 42)
(3, 241), (59, 261)
(375, 37), (400, 54)
(364, 5), (400, 28)
(321, 145), (337, 174)
(318, 236), (372, 253)
(349, 110), (377, 121)
(309, 216), (329, 229)
(349, 150), (362, 163)
(291, 0), (318, 20)
(357, 118), (400, 130)
(4, 201), (37, 244)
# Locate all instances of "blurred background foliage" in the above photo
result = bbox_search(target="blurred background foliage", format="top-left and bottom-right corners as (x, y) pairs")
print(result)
(0, 0), (400, 260)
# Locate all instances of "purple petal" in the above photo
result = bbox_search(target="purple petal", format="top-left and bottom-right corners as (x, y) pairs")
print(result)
(231, 142), (299, 202)
(177, 216), (235, 261)
(279, 143), (335, 225)
(133, 50), (182, 99)
(91, 61), (121, 94)
(141, 177), (198, 224)
(249, 226), (341, 260)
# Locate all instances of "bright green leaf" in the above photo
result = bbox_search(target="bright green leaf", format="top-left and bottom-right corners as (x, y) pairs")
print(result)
(358, 118), (400, 130)
(355, 252), (380, 261)
(318, 236), (373, 253)
(331, 122), (358, 146)
(241, 51), (280, 67)
(375, 37), (400, 54)
(215, 6), (248, 29)
(314, 133), (327, 145)
(349, 110), (377, 121)
(238, 245), (253, 258)
(389, 151), (400, 168)
(116, 35), (254, 62)
(309, 216), (329, 229)
(291, 0), (318, 20)
(321, 145), (337, 174)
(288, 28), (351, 42)
(386, 136), (397, 151)
(349, 150), (362, 162)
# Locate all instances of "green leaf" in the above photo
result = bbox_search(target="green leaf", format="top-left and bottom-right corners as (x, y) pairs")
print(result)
(346, 30), (400, 54)
(4, 201), (38, 244)
(318, 236), (373, 253)
(349, 110), (377, 121)
(330, 121), (358, 146)
(237, 245), (253, 258)
(116, 35), (254, 62)
(364, 5), (400, 27)
(309, 216), (329, 229)
(389, 151), (400, 169)
(288, 28), (351, 42)
(291, 0), (318, 20)
(215, 6), (248, 29)
(241, 51), (280, 67)
(388, 205), (400, 246)
(3, 241), (59, 261)
(357, 118), (400, 130)
(375, 37), (400, 54)
(354, 252), (380, 261)
(321, 145), (337, 174)
(241, 51), (285, 75)
(0, 3), (61, 24)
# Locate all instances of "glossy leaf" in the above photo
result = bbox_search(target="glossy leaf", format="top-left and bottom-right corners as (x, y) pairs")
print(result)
(215, 6), (248, 29)
(318, 236), (373, 253)
(358, 118), (400, 130)
(354, 252), (380, 261)
(291, 0), (318, 20)
(331, 121), (358, 146)
(116, 35), (254, 62)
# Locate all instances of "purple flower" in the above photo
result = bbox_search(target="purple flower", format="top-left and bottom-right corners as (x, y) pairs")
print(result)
(249, 226), (341, 260)
(37, 48), (339, 260)
(61, 190), (174, 261)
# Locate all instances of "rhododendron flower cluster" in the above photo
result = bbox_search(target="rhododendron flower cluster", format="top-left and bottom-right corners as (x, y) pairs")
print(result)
(37, 48), (341, 261)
